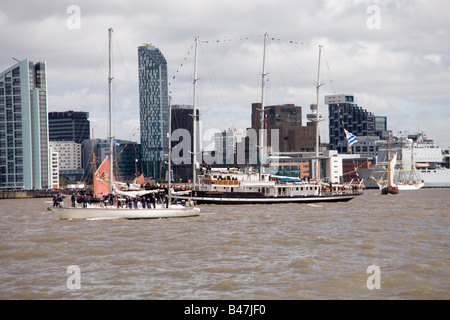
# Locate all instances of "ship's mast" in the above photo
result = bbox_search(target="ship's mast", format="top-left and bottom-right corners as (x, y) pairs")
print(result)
(259, 32), (268, 179)
(387, 132), (391, 187)
(92, 128), (95, 185)
(314, 45), (323, 181)
(168, 96), (172, 205)
(108, 27), (114, 194)
(192, 36), (199, 190)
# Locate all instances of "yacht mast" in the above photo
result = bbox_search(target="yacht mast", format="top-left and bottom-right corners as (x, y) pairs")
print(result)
(192, 36), (199, 190)
(92, 128), (95, 185)
(259, 32), (268, 179)
(108, 27), (114, 194)
(168, 96), (172, 205)
(314, 45), (323, 181)
(387, 132), (391, 187)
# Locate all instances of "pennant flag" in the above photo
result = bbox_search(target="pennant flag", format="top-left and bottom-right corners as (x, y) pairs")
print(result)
(344, 129), (358, 146)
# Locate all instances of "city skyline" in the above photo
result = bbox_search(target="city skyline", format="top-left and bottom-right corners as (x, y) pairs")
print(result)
(1, 0), (449, 150)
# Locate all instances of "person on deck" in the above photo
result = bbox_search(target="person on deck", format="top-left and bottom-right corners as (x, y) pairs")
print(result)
(82, 195), (88, 208)
(71, 193), (76, 207)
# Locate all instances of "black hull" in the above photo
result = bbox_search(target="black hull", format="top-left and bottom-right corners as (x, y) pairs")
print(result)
(381, 187), (399, 195)
(176, 191), (362, 205)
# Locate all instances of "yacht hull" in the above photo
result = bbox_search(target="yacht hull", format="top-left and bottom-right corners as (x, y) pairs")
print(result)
(48, 205), (200, 220)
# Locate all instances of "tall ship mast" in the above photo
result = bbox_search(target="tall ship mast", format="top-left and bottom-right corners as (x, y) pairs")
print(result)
(314, 45), (323, 181)
(175, 34), (363, 204)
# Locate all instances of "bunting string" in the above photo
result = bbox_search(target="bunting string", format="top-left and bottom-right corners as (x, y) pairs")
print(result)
(199, 34), (322, 47)
(168, 43), (195, 93)
(169, 34), (323, 91)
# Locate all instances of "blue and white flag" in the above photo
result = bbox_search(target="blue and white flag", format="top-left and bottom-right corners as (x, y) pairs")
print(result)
(344, 129), (358, 146)
(113, 139), (120, 147)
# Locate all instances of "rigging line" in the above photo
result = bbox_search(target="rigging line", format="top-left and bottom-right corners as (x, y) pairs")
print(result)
(320, 47), (349, 136)
(83, 39), (108, 111)
(268, 38), (317, 85)
(111, 31), (142, 143)
(321, 46), (337, 95)
(201, 33), (264, 105)
(112, 31), (139, 102)
(266, 41), (300, 104)
(198, 39), (235, 128)
(169, 40), (196, 92)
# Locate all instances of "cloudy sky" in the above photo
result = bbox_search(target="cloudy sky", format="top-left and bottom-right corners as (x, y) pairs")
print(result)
(1, 0), (449, 149)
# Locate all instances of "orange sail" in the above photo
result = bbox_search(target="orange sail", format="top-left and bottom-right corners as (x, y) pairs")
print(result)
(93, 156), (116, 198)
(135, 173), (145, 185)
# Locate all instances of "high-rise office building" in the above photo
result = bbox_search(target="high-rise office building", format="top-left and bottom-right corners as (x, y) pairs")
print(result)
(48, 110), (90, 143)
(171, 104), (198, 181)
(138, 44), (169, 180)
(0, 59), (49, 189)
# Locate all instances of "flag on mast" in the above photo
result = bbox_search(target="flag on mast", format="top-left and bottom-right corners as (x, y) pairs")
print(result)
(344, 128), (358, 147)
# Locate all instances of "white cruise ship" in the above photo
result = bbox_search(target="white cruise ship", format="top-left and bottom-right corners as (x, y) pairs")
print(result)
(358, 133), (450, 188)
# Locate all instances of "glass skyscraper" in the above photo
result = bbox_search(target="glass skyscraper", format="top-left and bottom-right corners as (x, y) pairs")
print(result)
(0, 59), (49, 189)
(138, 44), (169, 180)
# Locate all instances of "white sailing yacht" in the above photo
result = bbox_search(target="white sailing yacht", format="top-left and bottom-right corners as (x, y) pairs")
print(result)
(175, 33), (363, 204)
(370, 133), (399, 194)
(396, 139), (424, 190)
(49, 28), (200, 219)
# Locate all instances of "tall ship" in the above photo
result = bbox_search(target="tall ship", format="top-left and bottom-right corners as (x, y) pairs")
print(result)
(174, 34), (363, 204)
(359, 132), (450, 188)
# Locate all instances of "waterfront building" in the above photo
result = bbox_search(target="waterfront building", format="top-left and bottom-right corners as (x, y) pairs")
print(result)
(347, 135), (385, 158)
(138, 44), (169, 180)
(265, 151), (343, 183)
(326, 94), (386, 153)
(0, 59), (49, 189)
(251, 103), (318, 153)
(49, 147), (59, 189)
(48, 110), (90, 143)
(375, 116), (388, 140)
(49, 141), (82, 171)
(49, 141), (84, 182)
(214, 128), (247, 165)
(265, 154), (312, 179)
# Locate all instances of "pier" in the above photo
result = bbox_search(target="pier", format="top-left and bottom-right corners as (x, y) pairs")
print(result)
(0, 189), (60, 199)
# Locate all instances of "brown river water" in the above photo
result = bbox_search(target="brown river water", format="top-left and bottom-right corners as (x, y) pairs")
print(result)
(0, 188), (448, 300)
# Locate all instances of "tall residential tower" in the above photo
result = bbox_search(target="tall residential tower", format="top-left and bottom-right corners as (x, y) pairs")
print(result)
(138, 44), (169, 180)
(326, 94), (378, 153)
(0, 59), (49, 189)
